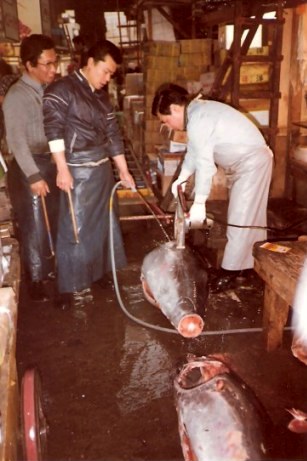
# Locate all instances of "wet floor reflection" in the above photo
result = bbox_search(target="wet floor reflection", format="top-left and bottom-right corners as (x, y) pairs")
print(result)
(16, 220), (307, 460)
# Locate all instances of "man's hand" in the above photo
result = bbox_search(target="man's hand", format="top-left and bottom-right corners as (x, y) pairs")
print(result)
(112, 154), (136, 191)
(56, 168), (73, 192)
(119, 171), (136, 191)
(51, 151), (73, 192)
(30, 179), (50, 197)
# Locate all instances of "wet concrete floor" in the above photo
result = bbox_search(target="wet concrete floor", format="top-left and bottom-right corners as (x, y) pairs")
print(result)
(16, 202), (307, 461)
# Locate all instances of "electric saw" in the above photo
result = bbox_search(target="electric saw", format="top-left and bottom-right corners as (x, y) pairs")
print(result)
(174, 185), (213, 249)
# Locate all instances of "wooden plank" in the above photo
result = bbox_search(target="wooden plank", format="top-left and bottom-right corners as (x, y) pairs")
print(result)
(0, 357), (19, 461)
(262, 284), (290, 351)
(0, 0), (19, 41)
(267, 1), (284, 153)
(0, 189), (12, 223)
(240, 55), (283, 63)
(278, 8), (293, 128)
(0, 287), (18, 461)
(253, 240), (307, 306)
(1, 238), (20, 299)
(254, 240), (307, 351)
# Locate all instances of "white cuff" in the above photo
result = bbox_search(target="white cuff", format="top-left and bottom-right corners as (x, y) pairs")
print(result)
(178, 167), (192, 182)
(49, 139), (65, 153)
(194, 194), (208, 204)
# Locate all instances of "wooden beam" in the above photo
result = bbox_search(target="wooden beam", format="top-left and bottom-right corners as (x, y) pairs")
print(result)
(199, 3), (281, 26)
(147, 7), (153, 40)
(199, 6), (236, 26)
(136, 0), (191, 7)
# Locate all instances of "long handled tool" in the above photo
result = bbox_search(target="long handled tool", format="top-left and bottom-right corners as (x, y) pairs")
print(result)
(67, 189), (79, 243)
(41, 195), (55, 257)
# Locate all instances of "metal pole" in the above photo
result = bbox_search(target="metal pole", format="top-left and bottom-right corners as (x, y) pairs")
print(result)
(41, 195), (55, 257)
(120, 214), (173, 221)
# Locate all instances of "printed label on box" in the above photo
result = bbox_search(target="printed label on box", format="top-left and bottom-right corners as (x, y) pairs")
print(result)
(260, 242), (291, 253)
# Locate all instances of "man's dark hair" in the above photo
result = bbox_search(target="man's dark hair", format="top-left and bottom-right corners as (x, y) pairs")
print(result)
(20, 34), (55, 67)
(80, 39), (122, 67)
(152, 83), (189, 116)
(72, 35), (85, 46)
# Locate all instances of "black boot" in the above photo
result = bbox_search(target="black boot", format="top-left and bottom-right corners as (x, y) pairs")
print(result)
(72, 288), (94, 308)
(95, 273), (113, 289)
(71, 288), (94, 320)
(54, 288), (94, 311)
(54, 293), (71, 310)
(210, 269), (241, 294)
(29, 281), (50, 302)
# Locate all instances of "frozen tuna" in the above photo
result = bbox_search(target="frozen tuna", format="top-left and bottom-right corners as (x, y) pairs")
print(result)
(141, 241), (208, 338)
(174, 355), (273, 461)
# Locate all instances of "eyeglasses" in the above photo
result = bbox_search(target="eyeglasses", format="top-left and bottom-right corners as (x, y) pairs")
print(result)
(37, 59), (60, 69)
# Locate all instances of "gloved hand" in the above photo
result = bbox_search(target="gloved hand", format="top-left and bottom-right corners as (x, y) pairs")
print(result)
(189, 201), (206, 226)
(171, 169), (191, 198)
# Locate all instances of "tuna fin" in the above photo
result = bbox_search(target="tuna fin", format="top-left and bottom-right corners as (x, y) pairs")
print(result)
(287, 408), (307, 433)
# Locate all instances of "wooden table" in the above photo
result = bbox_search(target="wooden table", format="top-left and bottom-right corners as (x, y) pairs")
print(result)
(253, 240), (307, 351)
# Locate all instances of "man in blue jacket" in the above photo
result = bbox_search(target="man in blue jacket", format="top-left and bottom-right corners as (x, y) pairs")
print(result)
(43, 40), (135, 312)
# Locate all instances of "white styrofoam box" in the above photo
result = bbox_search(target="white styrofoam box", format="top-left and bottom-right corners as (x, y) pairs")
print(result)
(169, 141), (187, 153)
(186, 80), (203, 95)
(219, 23), (262, 50)
(157, 156), (182, 176)
(125, 73), (144, 96)
(123, 95), (144, 111)
(248, 110), (269, 126)
(200, 71), (216, 94)
(133, 111), (144, 126)
(144, 8), (176, 41)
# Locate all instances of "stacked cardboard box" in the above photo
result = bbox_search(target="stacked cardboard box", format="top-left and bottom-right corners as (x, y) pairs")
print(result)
(143, 40), (181, 152)
(218, 46), (271, 85)
(141, 39), (214, 196)
(125, 72), (144, 96)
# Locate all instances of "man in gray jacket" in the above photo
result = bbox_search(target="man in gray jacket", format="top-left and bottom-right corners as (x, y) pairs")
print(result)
(3, 34), (59, 302)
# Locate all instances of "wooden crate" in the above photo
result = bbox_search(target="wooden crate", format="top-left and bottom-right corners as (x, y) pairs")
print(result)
(0, 287), (19, 461)
(0, 236), (20, 461)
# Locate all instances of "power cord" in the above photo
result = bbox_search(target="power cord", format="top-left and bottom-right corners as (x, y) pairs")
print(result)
(178, 179), (307, 233)
(210, 215), (307, 234)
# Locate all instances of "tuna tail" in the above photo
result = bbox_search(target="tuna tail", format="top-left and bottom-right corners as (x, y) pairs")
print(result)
(177, 313), (204, 338)
(141, 276), (204, 338)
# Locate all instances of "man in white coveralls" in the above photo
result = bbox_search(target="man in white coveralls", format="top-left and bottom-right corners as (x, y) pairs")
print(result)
(152, 83), (273, 293)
